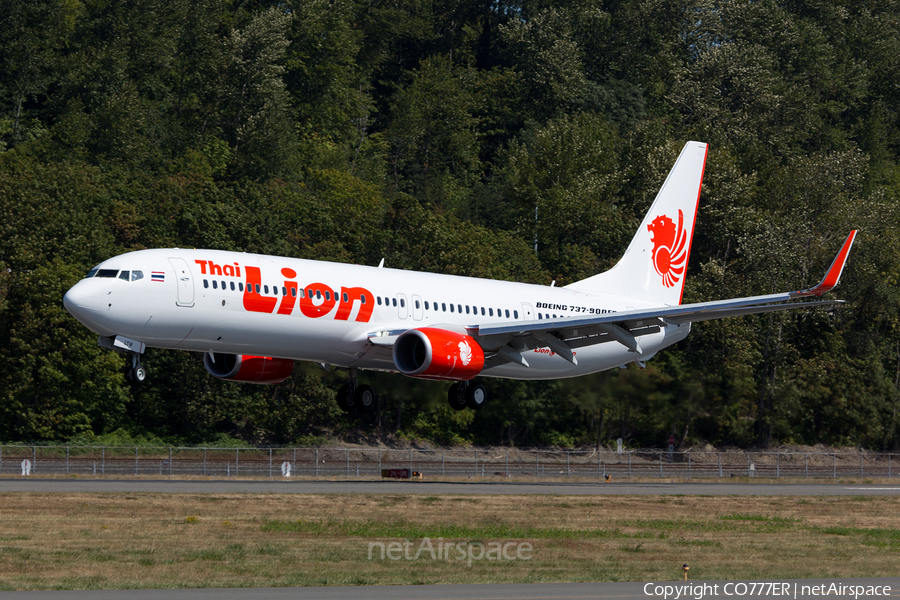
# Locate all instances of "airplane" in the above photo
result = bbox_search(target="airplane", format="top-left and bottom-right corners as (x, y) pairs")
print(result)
(63, 141), (857, 414)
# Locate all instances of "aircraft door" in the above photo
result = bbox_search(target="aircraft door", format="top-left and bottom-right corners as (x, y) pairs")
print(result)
(397, 294), (408, 319)
(411, 295), (423, 321)
(168, 257), (195, 307)
(521, 303), (534, 320)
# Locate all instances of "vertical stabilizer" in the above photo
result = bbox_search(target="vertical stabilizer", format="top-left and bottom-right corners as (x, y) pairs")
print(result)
(565, 141), (708, 305)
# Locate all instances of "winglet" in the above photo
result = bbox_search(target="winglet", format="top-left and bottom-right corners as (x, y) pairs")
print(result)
(791, 230), (858, 298)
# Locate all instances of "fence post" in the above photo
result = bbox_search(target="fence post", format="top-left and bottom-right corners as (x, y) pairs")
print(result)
(169, 447), (173, 476)
(776, 453), (780, 479)
(315, 449), (319, 477)
(598, 452), (601, 478)
(66, 445), (70, 475)
(441, 451), (444, 477)
(747, 452), (751, 478)
(860, 453), (863, 477)
(348, 448), (351, 477)
(408, 449), (412, 475)
(474, 449), (478, 476)
(506, 450), (509, 478)
(688, 453), (691, 479)
(566, 452), (570, 476)
(102, 447), (105, 475)
(890, 454), (892, 479)
(269, 448), (273, 478)
(659, 451), (662, 478)
(629, 451), (632, 478)
(805, 453), (808, 479)
(535, 451), (539, 476)
(203, 448), (207, 476)
(833, 453), (836, 479)
(236, 449), (239, 477)
(378, 449), (382, 475)
(135, 446), (138, 476)
(718, 453), (722, 478)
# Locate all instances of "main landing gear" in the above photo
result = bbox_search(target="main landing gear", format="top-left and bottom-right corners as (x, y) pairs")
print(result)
(124, 353), (146, 384)
(447, 381), (487, 411)
(337, 368), (376, 415)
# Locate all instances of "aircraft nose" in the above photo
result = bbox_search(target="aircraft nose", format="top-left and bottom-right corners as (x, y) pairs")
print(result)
(63, 279), (101, 323)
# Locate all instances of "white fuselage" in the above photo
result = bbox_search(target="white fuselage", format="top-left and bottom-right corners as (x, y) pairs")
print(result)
(64, 248), (691, 380)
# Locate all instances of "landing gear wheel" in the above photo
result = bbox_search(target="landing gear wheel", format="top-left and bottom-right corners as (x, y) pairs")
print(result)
(355, 385), (375, 413)
(448, 383), (467, 411)
(465, 382), (487, 410)
(337, 384), (355, 412)
(132, 365), (147, 383)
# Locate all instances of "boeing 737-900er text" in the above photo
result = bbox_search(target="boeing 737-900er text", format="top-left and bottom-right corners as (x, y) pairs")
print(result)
(64, 141), (857, 413)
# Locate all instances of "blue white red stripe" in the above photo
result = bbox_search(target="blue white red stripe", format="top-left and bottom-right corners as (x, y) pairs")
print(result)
(151, 271), (165, 282)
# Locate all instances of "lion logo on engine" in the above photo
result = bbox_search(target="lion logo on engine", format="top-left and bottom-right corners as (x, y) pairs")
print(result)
(647, 209), (688, 288)
(459, 340), (473, 366)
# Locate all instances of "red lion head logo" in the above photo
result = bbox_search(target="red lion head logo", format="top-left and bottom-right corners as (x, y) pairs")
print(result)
(647, 209), (688, 288)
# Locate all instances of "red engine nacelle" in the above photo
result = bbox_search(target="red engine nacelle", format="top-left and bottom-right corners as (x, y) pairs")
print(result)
(203, 352), (294, 384)
(392, 327), (485, 381)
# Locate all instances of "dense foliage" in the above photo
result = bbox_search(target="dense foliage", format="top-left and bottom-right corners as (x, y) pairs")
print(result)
(2, 0), (899, 449)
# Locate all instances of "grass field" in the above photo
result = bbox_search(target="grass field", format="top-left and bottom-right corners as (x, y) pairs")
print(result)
(1, 492), (898, 590)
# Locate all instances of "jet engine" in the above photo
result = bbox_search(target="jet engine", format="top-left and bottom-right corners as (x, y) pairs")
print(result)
(203, 352), (294, 384)
(392, 327), (485, 380)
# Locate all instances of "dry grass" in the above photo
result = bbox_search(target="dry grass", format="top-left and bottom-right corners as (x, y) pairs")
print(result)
(0, 493), (898, 590)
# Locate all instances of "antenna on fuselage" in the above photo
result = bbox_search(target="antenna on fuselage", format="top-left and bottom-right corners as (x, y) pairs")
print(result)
(378, 258), (385, 268)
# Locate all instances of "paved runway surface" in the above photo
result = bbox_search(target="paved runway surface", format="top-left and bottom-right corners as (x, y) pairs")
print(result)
(2, 579), (898, 600)
(2, 478), (900, 495)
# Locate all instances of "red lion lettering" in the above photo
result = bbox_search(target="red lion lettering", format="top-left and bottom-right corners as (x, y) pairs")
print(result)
(647, 209), (688, 288)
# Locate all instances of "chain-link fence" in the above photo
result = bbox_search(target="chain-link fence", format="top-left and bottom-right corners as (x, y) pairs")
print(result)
(1, 445), (897, 479)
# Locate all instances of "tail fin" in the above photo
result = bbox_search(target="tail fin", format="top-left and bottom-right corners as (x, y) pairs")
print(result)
(565, 141), (708, 305)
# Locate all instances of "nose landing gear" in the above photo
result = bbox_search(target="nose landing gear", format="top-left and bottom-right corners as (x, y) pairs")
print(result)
(124, 353), (146, 383)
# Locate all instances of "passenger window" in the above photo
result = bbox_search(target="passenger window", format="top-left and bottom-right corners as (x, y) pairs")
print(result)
(377, 297), (382, 306)
(450, 304), (454, 313)
(204, 280), (209, 288)
(131, 270), (143, 281)
(415, 300), (420, 309)
(514, 310), (519, 319)
(343, 292), (349, 303)
(401, 298), (406, 308)
(538, 314), (543, 320)
(361, 295), (367, 304)
(392, 298), (397, 307)
(325, 291), (331, 301)
(481, 307), (485, 316)
(424, 301), (429, 310)
(213, 281), (218, 290)
(264, 285), (269, 294)
(458, 305), (462, 313)
(489, 308), (493, 316)
(239, 283), (244, 292)
(221, 281), (226, 290)
(284, 286), (289, 296)
(291, 288), (297, 297)
(442, 303), (447, 312)
(316, 290), (322, 300)
(255, 284), (260, 294)
(230, 282), (235, 291)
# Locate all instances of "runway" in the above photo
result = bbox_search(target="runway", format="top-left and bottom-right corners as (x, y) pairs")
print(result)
(2, 477), (900, 495)
(1, 579), (898, 600)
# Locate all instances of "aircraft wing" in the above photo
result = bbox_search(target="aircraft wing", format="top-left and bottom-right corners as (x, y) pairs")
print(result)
(473, 230), (857, 367)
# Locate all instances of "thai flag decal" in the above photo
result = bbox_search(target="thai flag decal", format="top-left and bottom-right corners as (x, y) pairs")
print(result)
(151, 271), (166, 283)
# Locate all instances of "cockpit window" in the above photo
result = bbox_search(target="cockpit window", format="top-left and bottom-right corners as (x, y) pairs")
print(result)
(96, 269), (119, 278)
(131, 270), (144, 281)
(118, 270), (130, 281)
(87, 267), (99, 278)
